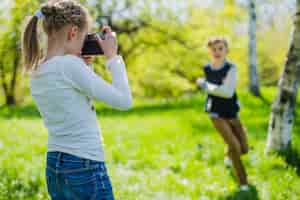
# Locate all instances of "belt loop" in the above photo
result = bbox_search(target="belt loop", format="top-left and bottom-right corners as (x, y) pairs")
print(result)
(56, 152), (62, 168)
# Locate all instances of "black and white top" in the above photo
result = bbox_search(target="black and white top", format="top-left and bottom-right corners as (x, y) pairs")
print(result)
(202, 61), (240, 119)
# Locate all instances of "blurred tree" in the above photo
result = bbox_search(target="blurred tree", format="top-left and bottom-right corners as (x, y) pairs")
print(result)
(86, 0), (199, 96)
(0, 0), (294, 104)
(265, 0), (300, 153)
(87, 0), (196, 62)
(0, 0), (40, 105)
(248, 0), (260, 96)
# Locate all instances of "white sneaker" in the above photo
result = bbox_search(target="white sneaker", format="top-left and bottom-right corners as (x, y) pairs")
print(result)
(224, 156), (233, 167)
(239, 184), (250, 191)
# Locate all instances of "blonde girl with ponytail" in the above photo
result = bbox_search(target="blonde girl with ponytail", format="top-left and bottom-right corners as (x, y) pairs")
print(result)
(22, 1), (132, 199)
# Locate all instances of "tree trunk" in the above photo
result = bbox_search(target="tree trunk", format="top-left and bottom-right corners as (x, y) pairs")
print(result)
(265, 0), (300, 153)
(248, 0), (260, 96)
(6, 94), (16, 106)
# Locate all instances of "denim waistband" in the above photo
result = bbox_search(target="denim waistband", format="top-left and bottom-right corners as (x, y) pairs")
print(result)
(47, 151), (104, 165)
(47, 151), (107, 174)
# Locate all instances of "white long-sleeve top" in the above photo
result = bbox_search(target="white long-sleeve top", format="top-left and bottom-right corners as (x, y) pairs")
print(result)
(204, 64), (237, 98)
(30, 55), (132, 161)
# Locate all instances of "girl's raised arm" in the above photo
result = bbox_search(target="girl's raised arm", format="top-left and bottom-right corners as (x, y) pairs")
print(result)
(61, 55), (132, 110)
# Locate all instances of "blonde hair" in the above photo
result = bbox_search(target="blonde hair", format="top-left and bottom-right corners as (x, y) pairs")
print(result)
(207, 36), (229, 50)
(22, 0), (90, 71)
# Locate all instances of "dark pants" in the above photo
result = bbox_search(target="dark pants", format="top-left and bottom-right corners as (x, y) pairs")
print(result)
(211, 118), (249, 186)
(46, 152), (115, 200)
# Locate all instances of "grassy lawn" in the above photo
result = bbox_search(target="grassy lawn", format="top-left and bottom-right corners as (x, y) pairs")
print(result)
(0, 88), (300, 200)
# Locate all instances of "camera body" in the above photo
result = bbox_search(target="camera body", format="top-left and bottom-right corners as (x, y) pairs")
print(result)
(81, 32), (106, 56)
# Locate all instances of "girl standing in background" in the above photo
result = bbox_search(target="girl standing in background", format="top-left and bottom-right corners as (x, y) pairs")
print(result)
(196, 37), (249, 190)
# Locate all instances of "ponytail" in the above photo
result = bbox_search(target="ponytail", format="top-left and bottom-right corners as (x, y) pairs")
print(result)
(22, 1), (90, 71)
(22, 16), (40, 71)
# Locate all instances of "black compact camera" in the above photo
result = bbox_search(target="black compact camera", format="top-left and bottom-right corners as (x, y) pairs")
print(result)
(81, 32), (106, 56)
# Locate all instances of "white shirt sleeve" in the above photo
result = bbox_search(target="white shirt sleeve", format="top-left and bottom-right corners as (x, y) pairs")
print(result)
(61, 55), (132, 110)
(204, 65), (237, 98)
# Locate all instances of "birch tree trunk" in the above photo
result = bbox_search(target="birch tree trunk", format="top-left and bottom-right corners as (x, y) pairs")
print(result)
(265, 0), (300, 153)
(248, 0), (260, 96)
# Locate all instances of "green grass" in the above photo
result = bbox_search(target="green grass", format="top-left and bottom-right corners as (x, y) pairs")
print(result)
(0, 87), (300, 200)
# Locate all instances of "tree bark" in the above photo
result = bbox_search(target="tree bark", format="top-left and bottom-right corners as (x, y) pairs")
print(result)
(6, 94), (16, 106)
(0, 38), (20, 106)
(265, 0), (300, 153)
(248, 0), (260, 96)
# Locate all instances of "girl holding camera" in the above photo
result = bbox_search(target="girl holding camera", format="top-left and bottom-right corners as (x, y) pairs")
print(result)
(22, 0), (132, 199)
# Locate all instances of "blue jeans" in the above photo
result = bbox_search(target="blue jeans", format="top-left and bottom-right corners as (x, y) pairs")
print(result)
(46, 152), (115, 200)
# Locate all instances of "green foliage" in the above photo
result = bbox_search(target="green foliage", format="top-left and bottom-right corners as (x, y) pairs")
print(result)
(257, 25), (292, 86)
(0, 0), (294, 104)
(92, 1), (291, 97)
(0, 0), (40, 105)
(0, 88), (300, 199)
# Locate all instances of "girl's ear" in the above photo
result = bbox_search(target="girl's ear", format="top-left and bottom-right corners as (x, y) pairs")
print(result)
(67, 26), (79, 41)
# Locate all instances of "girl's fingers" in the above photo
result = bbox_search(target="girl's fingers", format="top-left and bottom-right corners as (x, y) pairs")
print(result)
(96, 26), (118, 59)
(106, 34), (115, 40)
(111, 32), (117, 37)
(95, 33), (104, 46)
(102, 26), (117, 39)
(97, 26), (116, 44)
(101, 26), (112, 33)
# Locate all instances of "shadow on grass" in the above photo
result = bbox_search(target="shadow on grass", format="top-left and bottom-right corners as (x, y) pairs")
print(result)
(95, 99), (202, 117)
(0, 97), (203, 119)
(276, 110), (300, 175)
(257, 93), (271, 106)
(0, 90), (287, 120)
(278, 143), (300, 176)
(220, 185), (260, 200)
(0, 104), (41, 119)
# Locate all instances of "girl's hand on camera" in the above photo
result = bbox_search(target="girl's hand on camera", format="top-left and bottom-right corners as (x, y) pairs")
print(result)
(96, 26), (118, 60)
